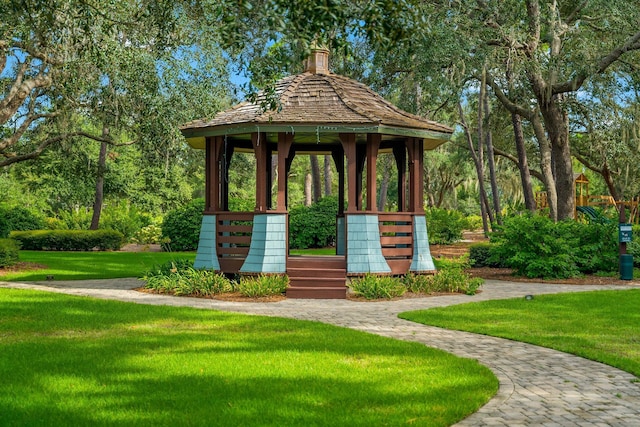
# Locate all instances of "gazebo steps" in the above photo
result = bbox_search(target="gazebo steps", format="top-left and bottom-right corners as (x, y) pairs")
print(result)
(286, 256), (347, 299)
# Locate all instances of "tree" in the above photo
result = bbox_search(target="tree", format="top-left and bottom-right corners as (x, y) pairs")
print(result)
(0, 0), (178, 167)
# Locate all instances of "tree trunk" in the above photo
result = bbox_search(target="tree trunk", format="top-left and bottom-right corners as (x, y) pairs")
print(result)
(378, 159), (391, 211)
(304, 173), (312, 207)
(511, 112), (537, 212)
(483, 90), (502, 224)
(458, 102), (491, 235)
(539, 98), (574, 220)
(90, 126), (109, 230)
(531, 113), (559, 221)
(323, 155), (332, 196)
(310, 155), (322, 202)
(477, 74), (495, 228)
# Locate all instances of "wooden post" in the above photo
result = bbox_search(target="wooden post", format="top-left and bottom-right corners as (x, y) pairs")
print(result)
(206, 136), (225, 212)
(277, 133), (294, 211)
(366, 134), (381, 211)
(340, 133), (357, 212)
(356, 144), (366, 211)
(252, 132), (269, 212)
(407, 138), (424, 213)
(332, 147), (345, 215)
(393, 144), (407, 212)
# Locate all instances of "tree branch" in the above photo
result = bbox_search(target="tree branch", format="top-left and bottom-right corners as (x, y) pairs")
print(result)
(484, 73), (533, 119)
(493, 147), (544, 182)
(553, 30), (640, 94)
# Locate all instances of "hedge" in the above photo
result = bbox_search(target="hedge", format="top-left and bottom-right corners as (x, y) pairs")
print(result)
(10, 230), (124, 251)
(0, 238), (20, 267)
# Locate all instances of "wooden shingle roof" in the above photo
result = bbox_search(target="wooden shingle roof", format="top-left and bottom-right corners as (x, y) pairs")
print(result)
(181, 52), (453, 149)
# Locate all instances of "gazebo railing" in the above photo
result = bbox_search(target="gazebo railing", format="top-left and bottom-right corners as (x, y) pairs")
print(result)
(215, 212), (254, 266)
(378, 212), (414, 274)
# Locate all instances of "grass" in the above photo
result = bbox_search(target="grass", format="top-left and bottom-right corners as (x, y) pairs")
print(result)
(400, 289), (640, 377)
(289, 247), (336, 256)
(2, 251), (196, 281)
(0, 288), (497, 426)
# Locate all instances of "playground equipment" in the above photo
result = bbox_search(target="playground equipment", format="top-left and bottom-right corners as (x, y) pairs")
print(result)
(535, 173), (639, 223)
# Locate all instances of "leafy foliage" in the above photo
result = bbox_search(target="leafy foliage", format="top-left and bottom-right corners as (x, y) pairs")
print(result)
(235, 274), (288, 298)
(10, 230), (124, 251)
(405, 257), (483, 295)
(469, 242), (502, 268)
(143, 261), (234, 297)
(349, 274), (407, 300)
(0, 205), (45, 238)
(143, 261), (287, 298)
(289, 195), (339, 249)
(425, 208), (466, 244)
(161, 199), (205, 251)
(490, 214), (618, 278)
(0, 238), (20, 267)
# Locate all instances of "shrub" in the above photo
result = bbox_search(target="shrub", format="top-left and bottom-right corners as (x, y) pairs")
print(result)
(133, 224), (163, 245)
(235, 274), (288, 297)
(10, 230), (124, 251)
(0, 238), (20, 268)
(490, 214), (618, 279)
(468, 242), (502, 268)
(425, 208), (466, 244)
(403, 259), (483, 296)
(627, 225), (640, 266)
(289, 196), (339, 249)
(100, 202), (152, 241)
(143, 259), (234, 296)
(463, 215), (483, 231)
(0, 205), (45, 238)
(349, 274), (406, 299)
(161, 199), (205, 251)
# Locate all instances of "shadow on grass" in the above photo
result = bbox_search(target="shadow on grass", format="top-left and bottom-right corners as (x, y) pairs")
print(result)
(0, 289), (497, 426)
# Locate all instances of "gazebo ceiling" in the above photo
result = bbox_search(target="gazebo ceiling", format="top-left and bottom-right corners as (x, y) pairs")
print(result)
(180, 49), (453, 151)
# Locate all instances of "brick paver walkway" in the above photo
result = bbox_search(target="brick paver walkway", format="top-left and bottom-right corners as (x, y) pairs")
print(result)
(2, 278), (639, 426)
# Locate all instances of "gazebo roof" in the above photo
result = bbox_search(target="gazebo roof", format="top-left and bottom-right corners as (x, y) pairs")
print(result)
(181, 49), (453, 150)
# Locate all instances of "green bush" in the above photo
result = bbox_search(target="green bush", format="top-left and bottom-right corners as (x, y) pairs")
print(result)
(425, 208), (466, 244)
(0, 238), (20, 267)
(289, 196), (339, 249)
(235, 274), (288, 297)
(468, 242), (503, 268)
(0, 205), (45, 238)
(462, 215), (483, 231)
(100, 202), (152, 241)
(349, 274), (406, 299)
(144, 267), (234, 297)
(10, 229), (124, 251)
(627, 225), (640, 266)
(490, 214), (618, 279)
(403, 260), (483, 296)
(161, 199), (205, 251)
(133, 224), (163, 245)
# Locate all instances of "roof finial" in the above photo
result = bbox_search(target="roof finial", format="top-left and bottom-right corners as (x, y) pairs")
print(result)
(304, 46), (330, 74)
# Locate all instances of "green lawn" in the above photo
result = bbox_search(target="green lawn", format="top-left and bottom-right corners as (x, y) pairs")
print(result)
(3, 251), (196, 281)
(400, 289), (640, 377)
(0, 288), (497, 426)
(289, 247), (337, 256)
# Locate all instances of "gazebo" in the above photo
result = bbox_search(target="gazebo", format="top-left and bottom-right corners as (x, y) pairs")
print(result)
(180, 48), (453, 298)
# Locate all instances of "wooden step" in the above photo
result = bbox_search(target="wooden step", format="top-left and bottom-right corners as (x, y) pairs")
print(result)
(287, 267), (345, 279)
(287, 255), (345, 270)
(286, 255), (347, 299)
(286, 286), (347, 299)
(288, 277), (346, 288)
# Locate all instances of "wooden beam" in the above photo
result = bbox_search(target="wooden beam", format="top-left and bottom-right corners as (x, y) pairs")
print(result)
(277, 133), (294, 210)
(366, 134), (381, 211)
(393, 144), (407, 212)
(252, 132), (269, 212)
(332, 146), (345, 215)
(339, 133), (357, 212)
